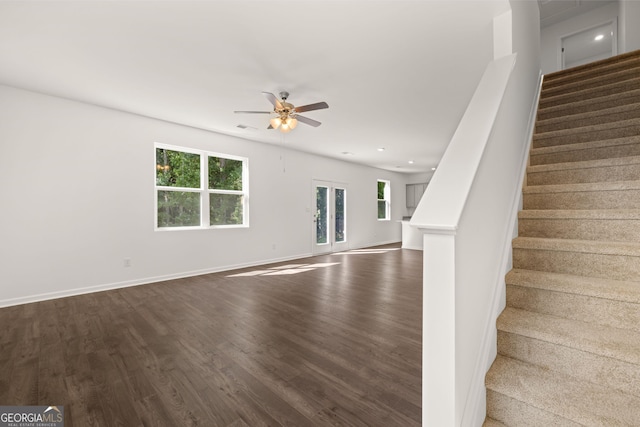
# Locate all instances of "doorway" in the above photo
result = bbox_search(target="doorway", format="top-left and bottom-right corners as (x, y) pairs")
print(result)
(561, 19), (617, 70)
(312, 180), (348, 255)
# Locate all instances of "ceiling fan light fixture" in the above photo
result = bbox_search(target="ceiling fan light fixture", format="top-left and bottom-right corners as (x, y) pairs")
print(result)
(270, 117), (282, 129)
(280, 123), (292, 133)
(286, 117), (298, 129)
(236, 92), (328, 132)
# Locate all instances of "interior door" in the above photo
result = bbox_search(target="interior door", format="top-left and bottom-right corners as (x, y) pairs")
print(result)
(561, 20), (616, 70)
(312, 180), (348, 255)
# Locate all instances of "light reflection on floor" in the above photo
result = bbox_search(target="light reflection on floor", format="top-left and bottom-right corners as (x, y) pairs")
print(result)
(227, 262), (341, 277)
(226, 247), (400, 277)
(332, 248), (401, 255)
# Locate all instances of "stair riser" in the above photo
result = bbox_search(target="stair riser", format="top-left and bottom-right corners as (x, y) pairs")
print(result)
(512, 248), (640, 281)
(530, 142), (640, 166)
(543, 56), (640, 89)
(537, 90), (640, 121)
(523, 188), (640, 210)
(533, 123), (640, 149)
(519, 217), (640, 242)
(497, 331), (640, 398)
(486, 390), (582, 427)
(539, 79), (640, 110)
(506, 285), (640, 332)
(536, 107), (640, 134)
(542, 68), (640, 99)
(527, 162), (640, 185)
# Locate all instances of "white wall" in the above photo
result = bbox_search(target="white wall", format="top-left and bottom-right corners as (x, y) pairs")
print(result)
(619, 0), (640, 52)
(541, 2), (619, 74)
(0, 85), (407, 307)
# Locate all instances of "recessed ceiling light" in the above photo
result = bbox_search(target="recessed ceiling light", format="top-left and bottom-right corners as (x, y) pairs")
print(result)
(408, 160), (414, 164)
(595, 34), (604, 41)
(377, 148), (385, 152)
(431, 167), (437, 171)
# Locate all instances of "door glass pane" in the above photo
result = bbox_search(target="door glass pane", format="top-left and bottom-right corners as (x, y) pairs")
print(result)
(335, 188), (345, 243)
(316, 186), (328, 244)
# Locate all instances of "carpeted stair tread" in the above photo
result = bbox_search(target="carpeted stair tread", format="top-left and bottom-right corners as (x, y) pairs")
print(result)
(512, 236), (640, 258)
(533, 117), (640, 148)
(519, 208), (640, 220)
(482, 417), (508, 427)
(530, 134), (640, 156)
(539, 77), (640, 110)
(528, 155), (640, 175)
(537, 88), (640, 121)
(541, 66), (640, 98)
(527, 155), (640, 185)
(486, 355), (640, 426)
(506, 276), (640, 333)
(517, 209), (640, 242)
(523, 180), (640, 195)
(506, 269), (640, 304)
(498, 331), (640, 399)
(497, 307), (640, 366)
(535, 102), (640, 133)
(529, 135), (640, 166)
(522, 181), (640, 210)
(486, 390), (583, 426)
(543, 50), (640, 88)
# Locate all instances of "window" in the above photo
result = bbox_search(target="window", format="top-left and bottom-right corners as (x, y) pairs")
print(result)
(377, 179), (390, 220)
(155, 144), (248, 229)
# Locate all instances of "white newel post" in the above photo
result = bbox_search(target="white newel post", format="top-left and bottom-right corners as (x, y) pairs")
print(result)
(421, 228), (457, 426)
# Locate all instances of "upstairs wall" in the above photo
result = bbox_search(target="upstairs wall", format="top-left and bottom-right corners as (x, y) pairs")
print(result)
(541, 1), (640, 74)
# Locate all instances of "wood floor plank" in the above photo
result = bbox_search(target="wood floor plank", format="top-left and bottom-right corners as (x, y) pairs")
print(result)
(0, 244), (422, 426)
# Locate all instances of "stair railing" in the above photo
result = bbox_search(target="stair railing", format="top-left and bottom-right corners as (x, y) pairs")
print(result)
(411, 51), (542, 425)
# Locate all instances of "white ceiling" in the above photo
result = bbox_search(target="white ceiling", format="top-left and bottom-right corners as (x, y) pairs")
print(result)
(538, 0), (617, 28)
(0, 1), (515, 174)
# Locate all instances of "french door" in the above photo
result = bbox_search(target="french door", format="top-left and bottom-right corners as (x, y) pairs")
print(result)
(312, 180), (348, 255)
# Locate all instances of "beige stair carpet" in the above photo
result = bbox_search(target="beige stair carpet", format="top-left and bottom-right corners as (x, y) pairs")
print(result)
(484, 50), (640, 426)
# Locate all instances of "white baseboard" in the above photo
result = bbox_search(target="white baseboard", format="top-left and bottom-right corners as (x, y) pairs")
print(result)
(0, 252), (313, 308)
(0, 239), (403, 308)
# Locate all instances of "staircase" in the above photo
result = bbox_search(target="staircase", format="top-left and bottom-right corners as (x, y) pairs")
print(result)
(484, 50), (640, 426)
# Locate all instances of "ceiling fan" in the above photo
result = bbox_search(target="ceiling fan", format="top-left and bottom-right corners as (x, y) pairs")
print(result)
(234, 91), (329, 133)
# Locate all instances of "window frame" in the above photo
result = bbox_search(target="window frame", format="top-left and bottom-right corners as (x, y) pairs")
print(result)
(154, 143), (249, 230)
(377, 179), (391, 221)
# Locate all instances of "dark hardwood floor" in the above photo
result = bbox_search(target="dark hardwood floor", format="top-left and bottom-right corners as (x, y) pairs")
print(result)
(0, 244), (422, 426)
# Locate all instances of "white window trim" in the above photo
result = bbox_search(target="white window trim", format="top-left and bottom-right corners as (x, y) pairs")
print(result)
(154, 143), (249, 230)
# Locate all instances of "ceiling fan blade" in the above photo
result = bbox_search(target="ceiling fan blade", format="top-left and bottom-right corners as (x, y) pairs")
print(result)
(262, 92), (283, 109)
(234, 111), (271, 114)
(296, 115), (322, 127)
(294, 101), (329, 113)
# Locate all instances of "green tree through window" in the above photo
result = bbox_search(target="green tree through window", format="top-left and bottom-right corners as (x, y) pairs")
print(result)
(377, 179), (390, 220)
